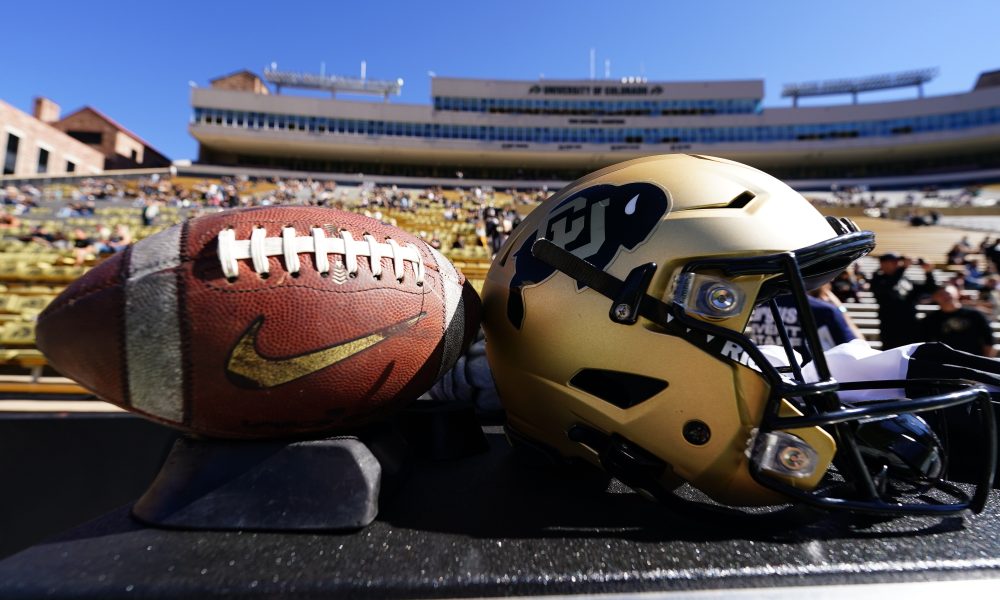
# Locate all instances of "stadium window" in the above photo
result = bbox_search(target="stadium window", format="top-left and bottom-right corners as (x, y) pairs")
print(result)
(66, 160), (76, 173)
(3, 133), (19, 174)
(37, 147), (49, 173)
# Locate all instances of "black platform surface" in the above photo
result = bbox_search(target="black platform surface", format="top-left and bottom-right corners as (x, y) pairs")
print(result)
(2, 427), (1000, 598)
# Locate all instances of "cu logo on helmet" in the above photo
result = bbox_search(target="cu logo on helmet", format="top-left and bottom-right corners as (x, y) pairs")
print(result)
(544, 196), (610, 259)
(504, 182), (670, 328)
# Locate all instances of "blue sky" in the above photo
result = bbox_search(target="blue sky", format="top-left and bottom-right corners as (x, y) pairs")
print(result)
(5, 0), (998, 160)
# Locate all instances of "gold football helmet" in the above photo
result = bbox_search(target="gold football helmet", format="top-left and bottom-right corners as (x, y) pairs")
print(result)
(482, 154), (996, 516)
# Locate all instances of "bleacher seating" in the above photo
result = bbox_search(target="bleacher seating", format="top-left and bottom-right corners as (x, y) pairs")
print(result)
(3, 174), (1000, 398)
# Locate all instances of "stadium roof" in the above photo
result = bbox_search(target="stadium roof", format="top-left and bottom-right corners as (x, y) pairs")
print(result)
(781, 69), (938, 100)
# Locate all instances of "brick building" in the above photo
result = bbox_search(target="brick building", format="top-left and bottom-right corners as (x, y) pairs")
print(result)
(210, 70), (270, 95)
(0, 98), (104, 178)
(52, 107), (171, 170)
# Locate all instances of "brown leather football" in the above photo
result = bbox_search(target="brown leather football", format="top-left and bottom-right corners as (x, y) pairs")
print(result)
(36, 206), (481, 439)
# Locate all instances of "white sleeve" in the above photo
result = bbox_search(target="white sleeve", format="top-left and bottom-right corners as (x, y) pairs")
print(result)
(801, 340), (921, 403)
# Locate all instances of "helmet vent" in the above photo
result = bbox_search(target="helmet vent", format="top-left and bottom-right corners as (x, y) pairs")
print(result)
(569, 369), (668, 409)
(726, 190), (756, 209)
(685, 190), (756, 211)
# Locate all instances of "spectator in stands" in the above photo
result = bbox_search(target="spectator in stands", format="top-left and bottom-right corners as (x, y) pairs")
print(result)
(748, 283), (861, 360)
(964, 259), (987, 290)
(922, 284), (996, 357)
(71, 228), (96, 266)
(831, 269), (862, 303)
(947, 243), (968, 266)
(141, 199), (160, 227)
(985, 239), (1000, 274)
(0, 209), (18, 229)
(869, 253), (936, 349)
(974, 276), (1000, 317)
(107, 224), (133, 253)
(21, 224), (55, 246)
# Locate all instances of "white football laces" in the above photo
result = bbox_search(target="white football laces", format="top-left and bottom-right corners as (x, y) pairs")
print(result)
(217, 227), (425, 284)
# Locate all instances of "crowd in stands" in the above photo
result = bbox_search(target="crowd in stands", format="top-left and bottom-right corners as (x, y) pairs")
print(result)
(1, 175), (553, 271)
(6, 174), (1000, 358)
(761, 234), (1000, 357)
(806, 184), (987, 210)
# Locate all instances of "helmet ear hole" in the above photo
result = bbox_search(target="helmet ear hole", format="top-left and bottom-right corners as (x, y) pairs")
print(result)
(568, 369), (668, 409)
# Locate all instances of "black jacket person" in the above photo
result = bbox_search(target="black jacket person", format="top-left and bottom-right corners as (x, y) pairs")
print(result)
(869, 253), (936, 349)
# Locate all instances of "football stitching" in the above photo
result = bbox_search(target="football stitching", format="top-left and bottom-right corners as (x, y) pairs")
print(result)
(118, 245), (133, 407)
(201, 280), (426, 297)
(41, 279), (124, 317)
(177, 220), (195, 428)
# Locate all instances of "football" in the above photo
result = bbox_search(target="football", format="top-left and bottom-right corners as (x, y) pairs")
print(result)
(35, 206), (481, 439)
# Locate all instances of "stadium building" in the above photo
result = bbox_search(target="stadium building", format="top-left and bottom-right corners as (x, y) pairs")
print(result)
(190, 68), (1000, 184)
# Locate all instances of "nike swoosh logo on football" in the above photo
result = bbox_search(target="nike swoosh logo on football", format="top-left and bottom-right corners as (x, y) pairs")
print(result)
(226, 312), (425, 388)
